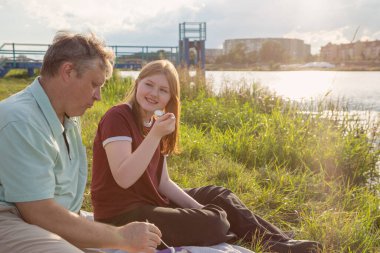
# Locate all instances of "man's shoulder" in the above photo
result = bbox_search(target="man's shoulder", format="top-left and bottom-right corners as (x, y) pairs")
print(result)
(0, 88), (44, 129)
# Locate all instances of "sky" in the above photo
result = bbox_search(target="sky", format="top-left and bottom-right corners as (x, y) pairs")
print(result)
(1, 0), (380, 54)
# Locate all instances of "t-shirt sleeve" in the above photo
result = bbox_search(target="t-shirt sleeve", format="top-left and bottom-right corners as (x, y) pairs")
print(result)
(99, 107), (133, 146)
(0, 122), (57, 202)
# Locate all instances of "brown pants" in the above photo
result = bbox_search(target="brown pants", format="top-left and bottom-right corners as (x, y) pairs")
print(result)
(98, 185), (291, 248)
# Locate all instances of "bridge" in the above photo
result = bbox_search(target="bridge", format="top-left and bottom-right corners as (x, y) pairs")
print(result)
(1, 22), (207, 78)
(0, 43), (179, 78)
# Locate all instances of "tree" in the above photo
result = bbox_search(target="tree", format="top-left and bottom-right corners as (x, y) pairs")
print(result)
(259, 41), (286, 63)
(226, 42), (247, 64)
(246, 50), (259, 64)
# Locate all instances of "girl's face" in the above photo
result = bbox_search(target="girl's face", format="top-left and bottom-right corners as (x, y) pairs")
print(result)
(136, 73), (171, 120)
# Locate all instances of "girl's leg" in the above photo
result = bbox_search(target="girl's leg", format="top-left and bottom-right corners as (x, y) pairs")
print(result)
(184, 186), (322, 253)
(98, 204), (236, 247)
(184, 185), (291, 243)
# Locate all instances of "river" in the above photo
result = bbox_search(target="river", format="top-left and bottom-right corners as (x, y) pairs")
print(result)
(121, 69), (380, 161)
(121, 70), (380, 112)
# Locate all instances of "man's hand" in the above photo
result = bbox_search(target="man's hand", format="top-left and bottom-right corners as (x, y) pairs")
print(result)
(118, 221), (162, 253)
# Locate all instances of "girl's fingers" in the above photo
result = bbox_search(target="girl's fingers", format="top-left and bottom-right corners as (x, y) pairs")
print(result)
(156, 113), (175, 121)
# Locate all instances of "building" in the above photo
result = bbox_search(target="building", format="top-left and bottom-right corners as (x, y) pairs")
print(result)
(205, 48), (223, 63)
(320, 40), (380, 63)
(222, 38), (311, 62)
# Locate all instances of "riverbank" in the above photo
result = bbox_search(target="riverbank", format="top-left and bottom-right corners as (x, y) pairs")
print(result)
(1, 71), (379, 252)
(206, 63), (380, 71)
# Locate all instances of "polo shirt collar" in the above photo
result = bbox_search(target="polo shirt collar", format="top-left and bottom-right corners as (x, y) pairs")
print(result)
(29, 77), (64, 138)
(64, 115), (76, 132)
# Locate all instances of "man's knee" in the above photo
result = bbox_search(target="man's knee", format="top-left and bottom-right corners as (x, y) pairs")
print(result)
(0, 210), (83, 253)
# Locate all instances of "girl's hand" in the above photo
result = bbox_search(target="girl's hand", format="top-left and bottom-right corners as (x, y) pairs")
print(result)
(150, 113), (176, 138)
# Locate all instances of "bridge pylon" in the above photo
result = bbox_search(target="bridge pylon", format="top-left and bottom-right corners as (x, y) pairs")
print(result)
(178, 22), (206, 73)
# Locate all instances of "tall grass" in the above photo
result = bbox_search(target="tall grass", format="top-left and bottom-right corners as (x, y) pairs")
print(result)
(1, 69), (379, 252)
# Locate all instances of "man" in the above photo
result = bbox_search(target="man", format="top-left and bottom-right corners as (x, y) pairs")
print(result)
(0, 31), (161, 253)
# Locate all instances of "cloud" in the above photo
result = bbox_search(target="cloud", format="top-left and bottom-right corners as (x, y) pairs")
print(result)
(0, 0), (12, 9)
(283, 26), (380, 54)
(0, 0), (8, 5)
(373, 31), (380, 39)
(19, 0), (204, 35)
(360, 28), (380, 41)
(2, 0), (379, 52)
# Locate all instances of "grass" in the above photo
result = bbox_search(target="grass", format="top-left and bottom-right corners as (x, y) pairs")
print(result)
(1, 69), (379, 253)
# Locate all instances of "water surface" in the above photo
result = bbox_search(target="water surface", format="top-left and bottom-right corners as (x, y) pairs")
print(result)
(121, 70), (380, 111)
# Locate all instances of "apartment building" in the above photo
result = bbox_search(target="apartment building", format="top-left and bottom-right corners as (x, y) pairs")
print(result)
(320, 40), (380, 63)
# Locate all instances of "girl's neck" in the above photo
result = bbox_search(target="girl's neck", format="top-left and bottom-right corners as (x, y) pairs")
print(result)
(131, 102), (154, 127)
(142, 113), (152, 121)
(140, 109), (153, 127)
(143, 117), (153, 128)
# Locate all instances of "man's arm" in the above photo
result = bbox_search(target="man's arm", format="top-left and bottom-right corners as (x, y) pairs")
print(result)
(16, 199), (161, 253)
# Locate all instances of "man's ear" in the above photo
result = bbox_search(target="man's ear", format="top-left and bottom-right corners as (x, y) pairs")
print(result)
(60, 62), (75, 82)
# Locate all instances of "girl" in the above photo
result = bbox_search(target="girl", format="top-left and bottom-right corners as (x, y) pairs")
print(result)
(91, 60), (321, 253)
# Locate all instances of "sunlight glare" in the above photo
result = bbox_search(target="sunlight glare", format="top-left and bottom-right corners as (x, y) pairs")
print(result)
(264, 71), (336, 101)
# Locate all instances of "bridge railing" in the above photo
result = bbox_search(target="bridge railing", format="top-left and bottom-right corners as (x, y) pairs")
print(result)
(0, 57), (6, 67)
(0, 42), (179, 77)
(0, 43), (178, 66)
(0, 43), (48, 64)
(110, 45), (178, 64)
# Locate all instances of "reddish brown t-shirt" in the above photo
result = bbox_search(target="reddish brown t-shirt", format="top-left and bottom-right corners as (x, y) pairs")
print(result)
(91, 104), (170, 220)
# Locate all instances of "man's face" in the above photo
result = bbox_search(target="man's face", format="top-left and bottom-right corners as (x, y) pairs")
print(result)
(65, 64), (106, 117)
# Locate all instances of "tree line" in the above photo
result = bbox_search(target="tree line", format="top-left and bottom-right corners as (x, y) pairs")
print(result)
(213, 41), (314, 65)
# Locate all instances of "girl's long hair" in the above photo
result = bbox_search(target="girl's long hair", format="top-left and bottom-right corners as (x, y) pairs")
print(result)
(126, 60), (180, 155)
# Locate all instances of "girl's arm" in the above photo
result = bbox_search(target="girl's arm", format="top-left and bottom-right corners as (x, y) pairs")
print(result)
(105, 113), (175, 189)
(158, 157), (204, 209)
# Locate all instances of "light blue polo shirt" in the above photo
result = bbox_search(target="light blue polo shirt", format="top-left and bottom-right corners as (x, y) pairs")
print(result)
(0, 78), (87, 212)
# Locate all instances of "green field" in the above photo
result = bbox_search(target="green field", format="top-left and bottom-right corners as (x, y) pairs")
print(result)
(1, 70), (379, 253)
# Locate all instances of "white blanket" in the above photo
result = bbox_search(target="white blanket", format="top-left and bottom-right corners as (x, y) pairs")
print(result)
(101, 244), (253, 253)
(80, 211), (254, 253)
